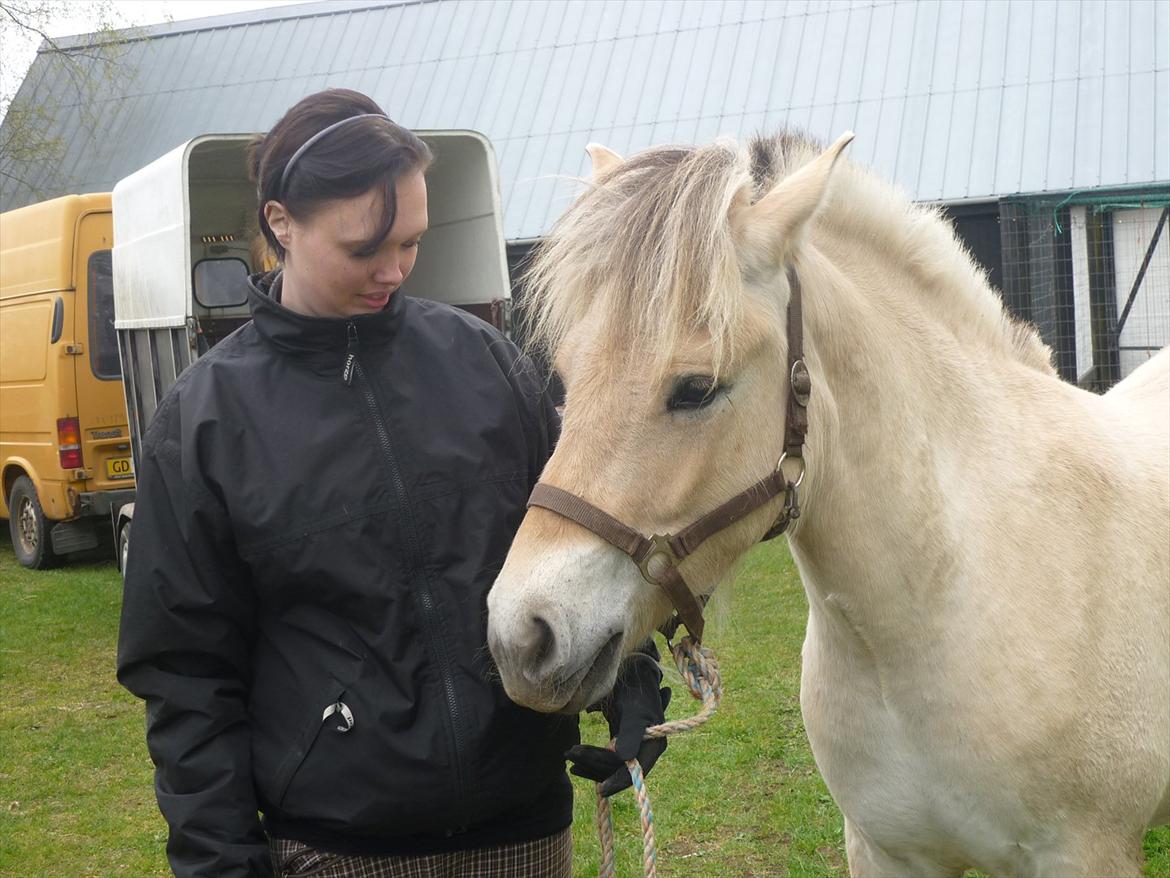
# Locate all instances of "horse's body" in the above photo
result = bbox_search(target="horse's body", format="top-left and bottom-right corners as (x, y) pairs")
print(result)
(486, 132), (1170, 876)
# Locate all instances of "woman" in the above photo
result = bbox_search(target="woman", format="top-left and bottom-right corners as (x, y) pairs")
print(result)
(116, 89), (668, 878)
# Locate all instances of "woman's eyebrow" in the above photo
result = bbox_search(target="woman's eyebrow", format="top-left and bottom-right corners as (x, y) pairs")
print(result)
(339, 232), (375, 248)
(341, 221), (428, 249)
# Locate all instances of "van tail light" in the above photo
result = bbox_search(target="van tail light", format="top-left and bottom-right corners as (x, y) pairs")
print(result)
(57, 417), (83, 470)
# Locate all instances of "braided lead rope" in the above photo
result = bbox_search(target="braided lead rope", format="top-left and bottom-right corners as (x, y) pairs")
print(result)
(596, 637), (722, 878)
(628, 758), (657, 877)
(597, 783), (617, 877)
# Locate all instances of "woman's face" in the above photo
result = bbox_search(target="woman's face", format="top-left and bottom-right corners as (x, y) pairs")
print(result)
(266, 170), (429, 319)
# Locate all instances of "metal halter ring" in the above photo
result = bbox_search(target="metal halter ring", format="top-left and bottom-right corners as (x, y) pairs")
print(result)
(637, 533), (681, 585)
(776, 452), (806, 488)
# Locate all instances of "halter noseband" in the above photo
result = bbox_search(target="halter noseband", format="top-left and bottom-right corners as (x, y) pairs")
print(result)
(527, 265), (810, 643)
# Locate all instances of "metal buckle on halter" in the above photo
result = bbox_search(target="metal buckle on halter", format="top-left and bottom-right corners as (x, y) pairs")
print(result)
(761, 452), (806, 539)
(790, 359), (811, 406)
(637, 533), (681, 585)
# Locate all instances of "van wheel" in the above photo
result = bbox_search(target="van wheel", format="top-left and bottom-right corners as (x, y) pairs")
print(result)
(8, 476), (60, 569)
(118, 521), (131, 577)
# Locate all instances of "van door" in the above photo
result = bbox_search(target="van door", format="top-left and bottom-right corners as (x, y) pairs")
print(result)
(72, 211), (133, 490)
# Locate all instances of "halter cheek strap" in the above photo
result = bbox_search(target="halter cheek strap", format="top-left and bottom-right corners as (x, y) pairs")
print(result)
(526, 266), (810, 643)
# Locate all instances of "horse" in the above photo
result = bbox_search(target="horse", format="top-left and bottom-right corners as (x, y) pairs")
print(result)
(485, 130), (1170, 876)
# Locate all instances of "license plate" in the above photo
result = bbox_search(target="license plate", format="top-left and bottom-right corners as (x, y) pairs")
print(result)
(106, 457), (134, 480)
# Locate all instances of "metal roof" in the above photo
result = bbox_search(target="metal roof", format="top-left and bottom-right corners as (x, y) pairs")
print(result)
(3, 0), (1167, 239)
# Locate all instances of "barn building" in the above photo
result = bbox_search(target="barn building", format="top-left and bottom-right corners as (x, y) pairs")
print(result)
(3, 0), (1166, 386)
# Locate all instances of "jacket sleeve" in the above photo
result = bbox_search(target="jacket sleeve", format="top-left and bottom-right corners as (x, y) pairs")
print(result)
(116, 391), (271, 878)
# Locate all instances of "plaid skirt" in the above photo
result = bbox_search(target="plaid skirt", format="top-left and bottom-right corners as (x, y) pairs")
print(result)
(268, 828), (572, 878)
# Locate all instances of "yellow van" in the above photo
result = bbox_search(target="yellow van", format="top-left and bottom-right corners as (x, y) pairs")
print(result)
(0, 194), (135, 568)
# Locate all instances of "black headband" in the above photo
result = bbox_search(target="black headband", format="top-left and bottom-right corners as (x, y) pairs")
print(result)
(278, 113), (388, 195)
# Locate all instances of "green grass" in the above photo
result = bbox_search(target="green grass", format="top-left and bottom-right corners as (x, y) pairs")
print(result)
(0, 541), (164, 876)
(1, 536), (1166, 877)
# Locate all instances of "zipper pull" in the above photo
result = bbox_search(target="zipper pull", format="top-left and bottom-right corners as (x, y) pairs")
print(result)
(343, 322), (358, 385)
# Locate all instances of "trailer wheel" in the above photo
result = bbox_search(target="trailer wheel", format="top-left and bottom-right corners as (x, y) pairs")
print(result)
(118, 520), (131, 577)
(8, 476), (60, 570)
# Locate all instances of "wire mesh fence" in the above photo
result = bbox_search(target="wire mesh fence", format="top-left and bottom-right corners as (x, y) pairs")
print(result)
(998, 192), (1170, 392)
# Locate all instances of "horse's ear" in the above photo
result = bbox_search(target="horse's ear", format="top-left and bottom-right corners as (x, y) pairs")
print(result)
(733, 131), (854, 263)
(585, 143), (623, 179)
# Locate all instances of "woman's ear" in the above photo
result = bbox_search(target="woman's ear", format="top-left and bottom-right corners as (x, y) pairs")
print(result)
(264, 201), (292, 250)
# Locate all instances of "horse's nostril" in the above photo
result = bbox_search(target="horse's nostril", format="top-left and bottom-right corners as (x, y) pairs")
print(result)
(529, 615), (554, 666)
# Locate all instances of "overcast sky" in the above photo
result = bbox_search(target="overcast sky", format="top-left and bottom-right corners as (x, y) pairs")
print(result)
(1, 0), (314, 118)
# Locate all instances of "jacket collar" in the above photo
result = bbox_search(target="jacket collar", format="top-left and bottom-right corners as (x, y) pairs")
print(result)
(248, 271), (406, 364)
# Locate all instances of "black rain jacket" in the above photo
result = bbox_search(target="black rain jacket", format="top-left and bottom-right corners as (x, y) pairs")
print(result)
(117, 274), (579, 877)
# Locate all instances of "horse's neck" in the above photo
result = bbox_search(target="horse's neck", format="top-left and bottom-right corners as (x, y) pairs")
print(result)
(788, 247), (1035, 628)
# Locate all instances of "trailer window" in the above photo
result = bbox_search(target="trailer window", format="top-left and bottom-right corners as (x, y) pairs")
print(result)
(88, 250), (121, 380)
(193, 258), (249, 308)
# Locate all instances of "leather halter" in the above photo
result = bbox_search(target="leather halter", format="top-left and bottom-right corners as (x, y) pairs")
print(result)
(527, 265), (810, 643)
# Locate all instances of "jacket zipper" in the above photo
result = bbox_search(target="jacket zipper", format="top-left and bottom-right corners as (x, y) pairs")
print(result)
(344, 321), (472, 823)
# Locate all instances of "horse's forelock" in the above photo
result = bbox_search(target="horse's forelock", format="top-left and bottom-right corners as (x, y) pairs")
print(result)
(522, 139), (767, 380)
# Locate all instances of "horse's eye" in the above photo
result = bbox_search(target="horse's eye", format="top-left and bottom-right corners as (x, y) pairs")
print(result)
(668, 375), (721, 412)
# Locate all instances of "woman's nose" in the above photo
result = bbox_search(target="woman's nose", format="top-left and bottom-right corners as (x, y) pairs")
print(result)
(371, 258), (404, 286)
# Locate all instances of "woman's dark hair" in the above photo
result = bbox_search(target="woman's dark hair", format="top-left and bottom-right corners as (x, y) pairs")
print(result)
(249, 88), (433, 262)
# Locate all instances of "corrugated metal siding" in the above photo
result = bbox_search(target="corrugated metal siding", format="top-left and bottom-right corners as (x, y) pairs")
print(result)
(2, 0), (1166, 239)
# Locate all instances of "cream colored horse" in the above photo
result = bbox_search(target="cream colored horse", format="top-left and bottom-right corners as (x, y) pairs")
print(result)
(486, 131), (1170, 876)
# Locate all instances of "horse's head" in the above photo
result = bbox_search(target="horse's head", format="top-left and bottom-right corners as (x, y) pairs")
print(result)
(487, 132), (853, 713)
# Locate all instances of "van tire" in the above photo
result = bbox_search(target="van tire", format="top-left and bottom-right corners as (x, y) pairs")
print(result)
(118, 521), (131, 577)
(8, 476), (60, 570)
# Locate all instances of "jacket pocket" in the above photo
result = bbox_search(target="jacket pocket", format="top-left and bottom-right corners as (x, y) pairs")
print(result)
(270, 681), (350, 808)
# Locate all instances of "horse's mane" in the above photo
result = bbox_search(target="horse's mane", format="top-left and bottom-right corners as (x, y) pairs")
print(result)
(522, 131), (1053, 377)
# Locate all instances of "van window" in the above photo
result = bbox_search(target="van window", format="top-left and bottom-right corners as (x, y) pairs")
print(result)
(193, 258), (249, 308)
(88, 250), (121, 379)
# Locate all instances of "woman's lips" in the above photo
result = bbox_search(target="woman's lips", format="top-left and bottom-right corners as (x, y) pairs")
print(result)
(359, 290), (393, 307)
